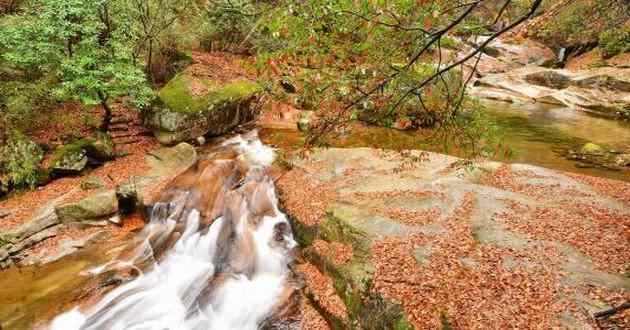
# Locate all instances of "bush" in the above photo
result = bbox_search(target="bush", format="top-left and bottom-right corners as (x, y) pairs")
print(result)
(599, 26), (630, 58)
(0, 77), (57, 131)
(0, 131), (44, 191)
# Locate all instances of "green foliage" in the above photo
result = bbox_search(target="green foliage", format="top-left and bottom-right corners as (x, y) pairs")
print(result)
(0, 0), (154, 120)
(536, 0), (629, 48)
(0, 131), (44, 190)
(599, 26), (630, 58)
(0, 76), (57, 131)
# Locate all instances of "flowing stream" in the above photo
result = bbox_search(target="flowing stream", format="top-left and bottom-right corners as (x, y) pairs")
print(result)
(49, 132), (299, 330)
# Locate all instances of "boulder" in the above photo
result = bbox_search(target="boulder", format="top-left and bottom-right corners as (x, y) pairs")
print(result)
(117, 143), (198, 214)
(50, 133), (115, 175)
(524, 71), (571, 89)
(55, 190), (118, 223)
(51, 147), (88, 174)
(147, 71), (262, 145)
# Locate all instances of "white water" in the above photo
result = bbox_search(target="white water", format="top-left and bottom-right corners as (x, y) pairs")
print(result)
(50, 132), (298, 330)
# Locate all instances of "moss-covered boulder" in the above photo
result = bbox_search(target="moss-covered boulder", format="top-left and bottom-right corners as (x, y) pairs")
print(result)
(147, 71), (262, 145)
(50, 145), (88, 175)
(50, 133), (115, 175)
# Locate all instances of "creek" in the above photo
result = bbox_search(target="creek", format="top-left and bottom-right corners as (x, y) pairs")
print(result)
(45, 132), (299, 330)
(261, 100), (630, 182)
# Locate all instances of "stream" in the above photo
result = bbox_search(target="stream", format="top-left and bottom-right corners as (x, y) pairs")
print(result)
(1, 100), (628, 329)
(261, 100), (630, 182)
(49, 132), (299, 330)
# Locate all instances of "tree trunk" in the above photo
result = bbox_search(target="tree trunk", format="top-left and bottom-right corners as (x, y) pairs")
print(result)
(98, 91), (112, 131)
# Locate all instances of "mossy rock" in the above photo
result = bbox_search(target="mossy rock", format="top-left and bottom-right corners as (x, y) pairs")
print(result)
(50, 133), (115, 176)
(51, 145), (88, 175)
(147, 71), (262, 145)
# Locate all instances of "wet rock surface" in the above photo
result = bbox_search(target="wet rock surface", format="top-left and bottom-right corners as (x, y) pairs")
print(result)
(277, 148), (630, 329)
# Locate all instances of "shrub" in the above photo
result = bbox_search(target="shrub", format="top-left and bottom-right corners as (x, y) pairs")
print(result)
(599, 26), (630, 58)
(0, 131), (44, 190)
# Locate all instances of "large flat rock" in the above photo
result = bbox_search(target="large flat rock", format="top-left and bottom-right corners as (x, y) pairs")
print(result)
(277, 148), (630, 329)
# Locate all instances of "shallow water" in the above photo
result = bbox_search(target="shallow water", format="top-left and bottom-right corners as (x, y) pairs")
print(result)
(0, 241), (124, 329)
(260, 101), (630, 182)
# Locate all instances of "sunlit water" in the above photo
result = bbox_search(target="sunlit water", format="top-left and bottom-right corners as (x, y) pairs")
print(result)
(49, 132), (299, 330)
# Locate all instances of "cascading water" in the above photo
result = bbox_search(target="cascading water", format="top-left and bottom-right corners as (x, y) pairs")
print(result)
(50, 131), (300, 330)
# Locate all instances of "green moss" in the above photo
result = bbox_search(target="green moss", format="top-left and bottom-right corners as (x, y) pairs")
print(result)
(158, 74), (209, 113)
(51, 139), (92, 166)
(158, 73), (261, 114)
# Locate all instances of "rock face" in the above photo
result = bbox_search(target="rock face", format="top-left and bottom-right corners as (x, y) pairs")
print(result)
(278, 148), (630, 329)
(147, 70), (262, 145)
(472, 66), (630, 117)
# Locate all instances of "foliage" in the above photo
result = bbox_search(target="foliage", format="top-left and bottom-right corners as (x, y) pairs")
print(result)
(535, 0), (630, 48)
(0, 76), (57, 132)
(0, 0), (154, 127)
(599, 26), (630, 58)
(199, 0), (538, 155)
(0, 131), (44, 190)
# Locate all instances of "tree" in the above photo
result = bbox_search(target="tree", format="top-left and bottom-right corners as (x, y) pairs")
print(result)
(0, 0), (153, 130)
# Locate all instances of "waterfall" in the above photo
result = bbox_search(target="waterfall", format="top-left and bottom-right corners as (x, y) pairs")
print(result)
(50, 131), (299, 330)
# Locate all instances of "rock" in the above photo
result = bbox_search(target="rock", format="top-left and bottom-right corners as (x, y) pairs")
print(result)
(146, 70), (262, 145)
(615, 154), (630, 166)
(50, 133), (115, 175)
(51, 146), (88, 175)
(21, 230), (108, 266)
(85, 132), (116, 162)
(0, 200), (61, 244)
(108, 214), (122, 225)
(524, 71), (571, 89)
(80, 176), (104, 190)
(280, 148), (630, 328)
(574, 75), (630, 93)
(297, 111), (315, 132)
(146, 142), (197, 176)
(55, 190), (119, 223)
(117, 143), (197, 214)
(580, 143), (605, 156)
(472, 67), (630, 117)
(6, 225), (59, 255)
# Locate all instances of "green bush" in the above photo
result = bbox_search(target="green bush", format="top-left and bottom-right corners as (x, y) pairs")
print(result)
(599, 26), (630, 58)
(0, 77), (56, 131)
(0, 131), (44, 190)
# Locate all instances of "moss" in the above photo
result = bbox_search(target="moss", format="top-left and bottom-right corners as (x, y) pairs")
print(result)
(158, 73), (261, 114)
(158, 74), (209, 114)
(50, 139), (92, 166)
